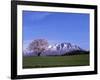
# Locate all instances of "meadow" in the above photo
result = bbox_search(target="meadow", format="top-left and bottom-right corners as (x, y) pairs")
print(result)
(23, 53), (89, 68)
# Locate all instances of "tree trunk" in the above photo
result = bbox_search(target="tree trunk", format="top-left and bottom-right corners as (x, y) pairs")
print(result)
(38, 52), (41, 56)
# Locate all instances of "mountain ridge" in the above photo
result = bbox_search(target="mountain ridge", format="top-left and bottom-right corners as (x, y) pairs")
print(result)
(23, 42), (87, 56)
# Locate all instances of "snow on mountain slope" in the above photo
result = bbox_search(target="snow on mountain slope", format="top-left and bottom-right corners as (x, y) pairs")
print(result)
(47, 43), (82, 51)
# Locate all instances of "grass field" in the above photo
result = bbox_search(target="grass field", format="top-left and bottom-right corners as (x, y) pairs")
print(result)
(23, 54), (89, 68)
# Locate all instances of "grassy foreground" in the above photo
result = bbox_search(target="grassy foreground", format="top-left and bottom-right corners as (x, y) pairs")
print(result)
(23, 54), (89, 68)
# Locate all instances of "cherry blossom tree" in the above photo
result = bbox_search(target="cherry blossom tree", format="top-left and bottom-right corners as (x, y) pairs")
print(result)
(28, 39), (48, 56)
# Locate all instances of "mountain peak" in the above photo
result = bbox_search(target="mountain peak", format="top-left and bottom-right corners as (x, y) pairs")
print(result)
(47, 42), (82, 51)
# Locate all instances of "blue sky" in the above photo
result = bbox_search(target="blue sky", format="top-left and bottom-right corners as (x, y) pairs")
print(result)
(23, 11), (90, 50)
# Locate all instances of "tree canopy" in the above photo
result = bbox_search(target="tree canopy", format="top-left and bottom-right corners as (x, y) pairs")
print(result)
(28, 39), (49, 56)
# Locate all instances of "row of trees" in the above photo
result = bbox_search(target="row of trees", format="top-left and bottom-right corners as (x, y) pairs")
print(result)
(28, 39), (49, 56)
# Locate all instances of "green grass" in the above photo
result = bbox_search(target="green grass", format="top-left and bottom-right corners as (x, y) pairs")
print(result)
(23, 54), (89, 68)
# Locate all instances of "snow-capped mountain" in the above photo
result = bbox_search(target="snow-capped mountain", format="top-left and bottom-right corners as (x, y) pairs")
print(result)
(23, 42), (84, 56)
(40, 42), (83, 56)
(47, 42), (82, 51)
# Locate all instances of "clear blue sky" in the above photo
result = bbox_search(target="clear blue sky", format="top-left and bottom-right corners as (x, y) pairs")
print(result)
(23, 11), (90, 50)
